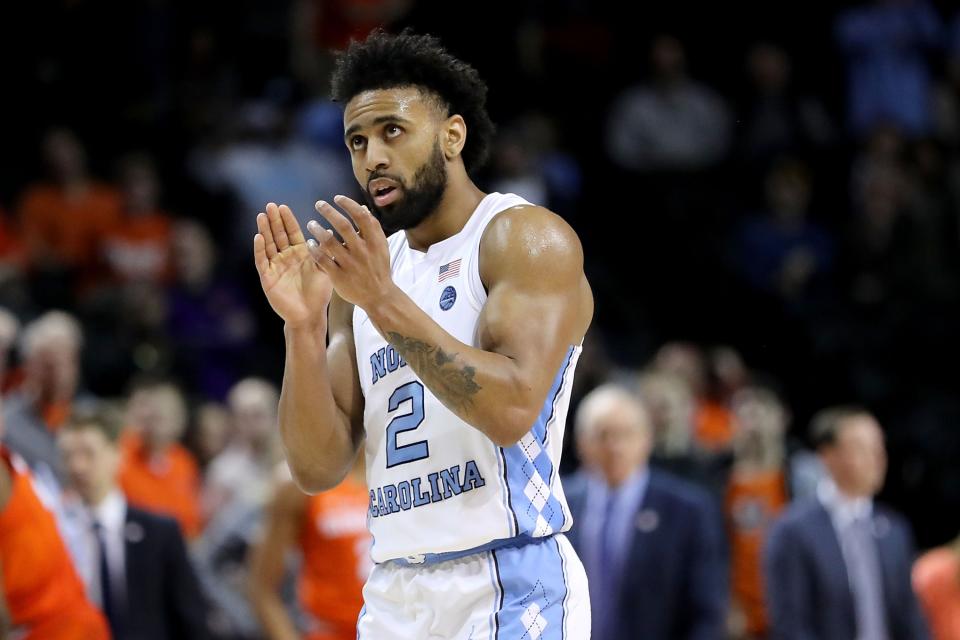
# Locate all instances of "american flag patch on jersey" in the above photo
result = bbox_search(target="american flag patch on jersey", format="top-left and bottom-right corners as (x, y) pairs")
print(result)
(438, 258), (461, 282)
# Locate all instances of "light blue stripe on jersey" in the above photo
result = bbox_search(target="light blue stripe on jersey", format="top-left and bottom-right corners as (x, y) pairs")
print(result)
(492, 536), (569, 639)
(501, 346), (575, 538)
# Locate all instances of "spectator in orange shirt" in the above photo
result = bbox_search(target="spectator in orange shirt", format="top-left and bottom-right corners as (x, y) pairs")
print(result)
(913, 533), (960, 640)
(118, 379), (202, 538)
(102, 154), (173, 286)
(725, 386), (790, 639)
(16, 129), (122, 301)
(0, 208), (25, 292)
(249, 455), (371, 640)
(0, 400), (108, 640)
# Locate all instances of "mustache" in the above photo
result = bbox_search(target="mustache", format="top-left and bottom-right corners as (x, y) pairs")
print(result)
(366, 172), (404, 190)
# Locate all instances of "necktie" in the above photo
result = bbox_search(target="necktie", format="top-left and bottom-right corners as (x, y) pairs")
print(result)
(841, 515), (889, 640)
(94, 521), (119, 635)
(592, 490), (620, 640)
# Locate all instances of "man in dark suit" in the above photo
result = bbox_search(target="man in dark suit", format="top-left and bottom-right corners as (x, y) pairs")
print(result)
(764, 406), (930, 640)
(58, 406), (210, 640)
(564, 384), (728, 640)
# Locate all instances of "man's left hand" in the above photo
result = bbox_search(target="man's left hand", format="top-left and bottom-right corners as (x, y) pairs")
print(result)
(307, 195), (397, 310)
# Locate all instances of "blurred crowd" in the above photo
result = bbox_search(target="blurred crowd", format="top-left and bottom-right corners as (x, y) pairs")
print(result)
(1, 0), (960, 638)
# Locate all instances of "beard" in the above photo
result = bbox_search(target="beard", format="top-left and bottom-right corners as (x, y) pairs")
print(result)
(362, 142), (447, 236)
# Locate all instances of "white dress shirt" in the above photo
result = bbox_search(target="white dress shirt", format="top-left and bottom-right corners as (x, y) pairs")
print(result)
(75, 489), (128, 608)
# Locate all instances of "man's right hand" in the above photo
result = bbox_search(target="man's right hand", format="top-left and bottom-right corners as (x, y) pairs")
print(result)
(254, 203), (333, 328)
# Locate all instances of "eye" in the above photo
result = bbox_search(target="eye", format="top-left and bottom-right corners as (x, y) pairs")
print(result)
(350, 135), (366, 150)
(385, 124), (403, 138)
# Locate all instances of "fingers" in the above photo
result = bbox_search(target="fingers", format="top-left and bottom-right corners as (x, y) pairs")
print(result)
(253, 233), (269, 275)
(307, 238), (338, 272)
(266, 203), (290, 251)
(306, 219), (348, 264)
(278, 204), (306, 245)
(315, 199), (359, 245)
(335, 195), (383, 241)
(256, 212), (277, 259)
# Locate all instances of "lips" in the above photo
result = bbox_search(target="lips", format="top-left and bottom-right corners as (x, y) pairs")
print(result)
(368, 177), (402, 207)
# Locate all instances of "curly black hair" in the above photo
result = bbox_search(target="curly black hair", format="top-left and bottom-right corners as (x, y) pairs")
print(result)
(330, 30), (495, 174)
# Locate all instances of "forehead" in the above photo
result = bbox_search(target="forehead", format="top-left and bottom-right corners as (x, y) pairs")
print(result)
(61, 426), (110, 449)
(838, 415), (882, 443)
(343, 87), (440, 130)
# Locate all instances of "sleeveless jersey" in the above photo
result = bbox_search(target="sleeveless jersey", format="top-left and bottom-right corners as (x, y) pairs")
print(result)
(298, 476), (371, 640)
(353, 193), (581, 563)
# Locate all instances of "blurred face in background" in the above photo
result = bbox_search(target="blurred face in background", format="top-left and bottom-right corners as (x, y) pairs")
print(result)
(171, 220), (216, 289)
(226, 379), (278, 450)
(25, 339), (79, 405)
(43, 129), (87, 184)
(822, 414), (887, 499)
(128, 386), (187, 450)
(577, 391), (652, 488)
(731, 389), (787, 465)
(60, 425), (119, 506)
(651, 35), (686, 82)
(637, 372), (694, 456)
(120, 156), (161, 214)
(194, 402), (230, 464)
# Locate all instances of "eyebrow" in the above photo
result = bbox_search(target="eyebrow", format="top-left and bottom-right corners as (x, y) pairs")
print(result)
(344, 115), (412, 142)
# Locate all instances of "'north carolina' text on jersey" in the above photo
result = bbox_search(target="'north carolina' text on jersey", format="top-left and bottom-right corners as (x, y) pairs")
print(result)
(353, 193), (580, 564)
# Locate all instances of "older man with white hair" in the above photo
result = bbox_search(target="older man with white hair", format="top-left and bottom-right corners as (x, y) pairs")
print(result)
(564, 383), (727, 640)
(2, 310), (91, 497)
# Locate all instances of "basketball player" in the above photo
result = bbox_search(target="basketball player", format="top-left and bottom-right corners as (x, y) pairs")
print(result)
(249, 456), (370, 640)
(253, 31), (593, 638)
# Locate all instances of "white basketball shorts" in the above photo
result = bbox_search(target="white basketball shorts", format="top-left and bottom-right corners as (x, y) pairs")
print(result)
(357, 534), (590, 639)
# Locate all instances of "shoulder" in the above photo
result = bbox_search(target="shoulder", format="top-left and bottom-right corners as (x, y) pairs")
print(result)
(561, 471), (590, 500)
(479, 204), (584, 283)
(649, 470), (714, 510)
(873, 503), (914, 539)
(768, 498), (824, 540)
(127, 505), (185, 539)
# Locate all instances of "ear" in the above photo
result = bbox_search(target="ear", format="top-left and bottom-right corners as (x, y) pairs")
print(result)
(442, 115), (467, 160)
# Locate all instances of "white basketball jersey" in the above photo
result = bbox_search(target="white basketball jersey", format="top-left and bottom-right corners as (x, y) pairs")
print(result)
(353, 192), (581, 564)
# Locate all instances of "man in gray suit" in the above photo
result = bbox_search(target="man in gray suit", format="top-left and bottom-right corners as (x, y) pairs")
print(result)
(764, 406), (929, 640)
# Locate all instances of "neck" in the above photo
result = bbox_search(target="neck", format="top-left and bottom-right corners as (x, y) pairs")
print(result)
(86, 485), (114, 509)
(602, 466), (643, 489)
(404, 173), (485, 252)
(834, 483), (869, 503)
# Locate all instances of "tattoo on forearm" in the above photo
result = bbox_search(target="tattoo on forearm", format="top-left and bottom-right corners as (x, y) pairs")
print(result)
(386, 332), (481, 410)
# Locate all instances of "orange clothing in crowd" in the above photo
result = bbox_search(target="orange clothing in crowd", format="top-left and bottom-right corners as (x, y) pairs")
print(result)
(913, 546), (960, 640)
(0, 210), (25, 268)
(694, 400), (736, 451)
(725, 469), (789, 636)
(17, 182), (122, 269)
(299, 476), (371, 640)
(118, 431), (203, 538)
(102, 212), (173, 283)
(0, 449), (109, 639)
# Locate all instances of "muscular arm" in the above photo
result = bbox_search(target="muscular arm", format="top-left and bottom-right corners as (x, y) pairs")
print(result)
(279, 292), (365, 492)
(366, 206), (592, 446)
(248, 478), (307, 640)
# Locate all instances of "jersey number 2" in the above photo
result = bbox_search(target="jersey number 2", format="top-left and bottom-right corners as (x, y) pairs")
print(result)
(385, 381), (428, 468)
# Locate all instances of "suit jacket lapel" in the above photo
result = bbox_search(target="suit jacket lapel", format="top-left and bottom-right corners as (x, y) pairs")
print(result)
(123, 509), (147, 617)
(811, 503), (858, 630)
(870, 511), (897, 631)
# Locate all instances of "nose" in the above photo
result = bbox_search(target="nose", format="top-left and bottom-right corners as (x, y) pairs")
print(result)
(364, 138), (390, 174)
